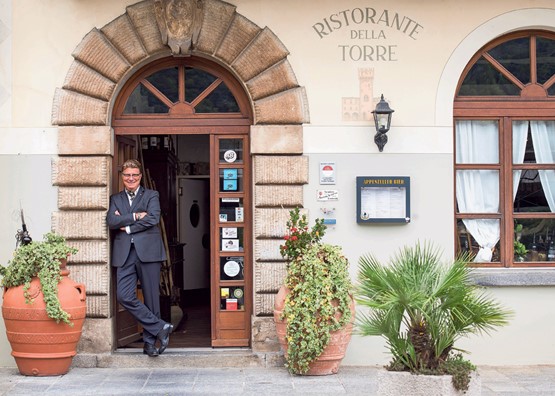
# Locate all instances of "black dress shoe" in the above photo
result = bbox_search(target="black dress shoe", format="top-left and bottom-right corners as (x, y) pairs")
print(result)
(143, 343), (159, 357)
(157, 323), (174, 355)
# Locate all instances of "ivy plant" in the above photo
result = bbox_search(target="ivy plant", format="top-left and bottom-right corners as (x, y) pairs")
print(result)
(0, 232), (78, 325)
(279, 208), (353, 374)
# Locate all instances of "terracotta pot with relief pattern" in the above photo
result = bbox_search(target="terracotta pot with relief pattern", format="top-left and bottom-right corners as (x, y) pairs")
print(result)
(2, 261), (86, 376)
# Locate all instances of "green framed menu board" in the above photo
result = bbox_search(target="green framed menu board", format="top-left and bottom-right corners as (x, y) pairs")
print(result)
(356, 176), (411, 223)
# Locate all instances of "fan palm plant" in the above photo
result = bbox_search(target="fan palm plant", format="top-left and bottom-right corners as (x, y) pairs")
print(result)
(356, 242), (512, 391)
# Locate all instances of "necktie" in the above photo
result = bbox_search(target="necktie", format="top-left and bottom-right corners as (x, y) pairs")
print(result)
(128, 191), (135, 201)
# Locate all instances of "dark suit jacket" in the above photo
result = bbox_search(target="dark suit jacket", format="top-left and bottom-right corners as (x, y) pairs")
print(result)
(107, 186), (167, 267)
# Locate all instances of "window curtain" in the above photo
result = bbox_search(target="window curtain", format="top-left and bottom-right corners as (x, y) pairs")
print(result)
(456, 120), (500, 262)
(512, 121), (529, 199)
(530, 121), (555, 212)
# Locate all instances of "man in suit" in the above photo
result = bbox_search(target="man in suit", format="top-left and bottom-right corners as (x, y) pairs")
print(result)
(107, 159), (173, 357)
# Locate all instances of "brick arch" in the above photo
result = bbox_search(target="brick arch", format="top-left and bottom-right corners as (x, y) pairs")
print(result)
(52, 0), (309, 126)
(51, 0), (308, 356)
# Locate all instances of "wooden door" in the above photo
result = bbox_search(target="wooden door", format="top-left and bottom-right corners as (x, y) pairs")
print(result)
(211, 134), (252, 347)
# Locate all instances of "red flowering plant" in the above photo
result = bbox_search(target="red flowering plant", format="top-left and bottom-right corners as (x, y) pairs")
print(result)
(279, 207), (326, 263)
(277, 207), (353, 374)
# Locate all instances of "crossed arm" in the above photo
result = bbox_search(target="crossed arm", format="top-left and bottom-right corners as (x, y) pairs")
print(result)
(106, 192), (161, 233)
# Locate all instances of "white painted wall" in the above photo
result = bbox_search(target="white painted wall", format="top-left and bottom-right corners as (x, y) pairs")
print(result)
(0, 154), (58, 368)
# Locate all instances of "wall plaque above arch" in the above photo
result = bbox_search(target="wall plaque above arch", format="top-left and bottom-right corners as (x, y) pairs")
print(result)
(153, 0), (204, 55)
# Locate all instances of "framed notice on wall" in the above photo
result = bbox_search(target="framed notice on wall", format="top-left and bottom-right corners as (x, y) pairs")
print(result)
(356, 176), (410, 223)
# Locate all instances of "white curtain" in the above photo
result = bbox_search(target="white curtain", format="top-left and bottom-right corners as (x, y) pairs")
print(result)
(530, 121), (555, 212)
(456, 120), (500, 262)
(512, 121), (529, 199)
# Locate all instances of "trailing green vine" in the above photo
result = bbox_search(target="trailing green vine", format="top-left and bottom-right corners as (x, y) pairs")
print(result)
(0, 232), (78, 325)
(279, 208), (353, 374)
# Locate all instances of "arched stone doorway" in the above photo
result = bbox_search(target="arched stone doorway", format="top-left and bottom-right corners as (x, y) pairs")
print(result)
(51, 0), (308, 356)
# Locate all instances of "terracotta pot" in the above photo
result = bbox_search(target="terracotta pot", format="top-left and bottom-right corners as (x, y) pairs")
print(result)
(273, 285), (355, 376)
(2, 260), (86, 376)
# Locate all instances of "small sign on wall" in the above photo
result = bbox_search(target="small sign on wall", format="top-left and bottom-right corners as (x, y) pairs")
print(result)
(317, 190), (339, 201)
(319, 162), (336, 185)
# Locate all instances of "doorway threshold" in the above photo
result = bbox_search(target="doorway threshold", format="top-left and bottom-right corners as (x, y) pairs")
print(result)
(72, 349), (283, 369)
(114, 347), (251, 354)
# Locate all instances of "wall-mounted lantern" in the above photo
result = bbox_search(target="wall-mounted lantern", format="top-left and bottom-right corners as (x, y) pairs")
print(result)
(372, 94), (394, 152)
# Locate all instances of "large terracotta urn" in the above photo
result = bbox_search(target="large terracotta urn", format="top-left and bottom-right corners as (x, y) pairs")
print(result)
(273, 285), (355, 376)
(2, 261), (86, 376)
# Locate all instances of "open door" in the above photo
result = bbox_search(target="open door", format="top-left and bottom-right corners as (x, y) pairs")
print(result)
(112, 56), (254, 348)
(113, 136), (143, 347)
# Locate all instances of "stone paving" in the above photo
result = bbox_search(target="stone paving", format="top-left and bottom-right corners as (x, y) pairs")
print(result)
(1, 365), (555, 395)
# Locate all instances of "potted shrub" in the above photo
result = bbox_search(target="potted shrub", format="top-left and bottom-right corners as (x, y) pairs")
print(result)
(1, 232), (86, 376)
(356, 242), (512, 394)
(273, 208), (354, 375)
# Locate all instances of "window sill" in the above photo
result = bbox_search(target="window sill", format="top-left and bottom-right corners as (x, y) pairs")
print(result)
(470, 268), (555, 287)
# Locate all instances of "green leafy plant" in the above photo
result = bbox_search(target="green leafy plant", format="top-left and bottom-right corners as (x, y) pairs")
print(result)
(279, 208), (353, 374)
(514, 240), (528, 259)
(0, 232), (78, 324)
(513, 223), (528, 260)
(356, 242), (512, 391)
(279, 207), (326, 261)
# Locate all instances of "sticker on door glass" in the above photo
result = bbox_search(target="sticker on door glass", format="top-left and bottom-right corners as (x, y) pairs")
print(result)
(223, 169), (238, 179)
(222, 227), (237, 238)
(222, 239), (239, 251)
(223, 180), (237, 191)
(223, 260), (241, 277)
(224, 150), (237, 163)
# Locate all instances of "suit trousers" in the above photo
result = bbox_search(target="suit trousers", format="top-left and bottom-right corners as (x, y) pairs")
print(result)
(116, 245), (165, 345)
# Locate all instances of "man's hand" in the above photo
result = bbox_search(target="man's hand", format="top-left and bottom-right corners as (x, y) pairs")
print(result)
(136, 211), (147, 221)
(113, 210), (126, 230)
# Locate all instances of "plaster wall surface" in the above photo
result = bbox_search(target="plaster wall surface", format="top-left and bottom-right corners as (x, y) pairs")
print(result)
(0, 154), (58, 367)
(6, 1), (555, 129)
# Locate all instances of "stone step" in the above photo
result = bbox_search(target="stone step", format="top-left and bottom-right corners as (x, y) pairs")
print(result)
(72, 349), (285, 369)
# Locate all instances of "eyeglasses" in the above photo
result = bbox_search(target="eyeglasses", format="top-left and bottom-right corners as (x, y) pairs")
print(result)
(122, 173), (141, 179)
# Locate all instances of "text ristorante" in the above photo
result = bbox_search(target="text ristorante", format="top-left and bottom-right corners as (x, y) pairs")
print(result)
(312, 8), (423, 40)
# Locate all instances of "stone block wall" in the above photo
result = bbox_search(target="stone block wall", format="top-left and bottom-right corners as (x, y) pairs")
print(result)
(250, 125), (307, 352)
(52, 126), (113, 352)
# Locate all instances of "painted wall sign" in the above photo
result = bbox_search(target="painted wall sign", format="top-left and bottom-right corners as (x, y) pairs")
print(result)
(311, 7), (424, 62)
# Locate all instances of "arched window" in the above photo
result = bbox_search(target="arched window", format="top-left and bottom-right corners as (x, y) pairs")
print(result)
(454, 31), (555, 267)
(113, 57), (252, 134)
